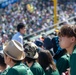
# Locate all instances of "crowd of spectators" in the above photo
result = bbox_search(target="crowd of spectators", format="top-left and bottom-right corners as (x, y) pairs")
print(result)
(0, 0), (76, 44)
(0, 1), (76, 75)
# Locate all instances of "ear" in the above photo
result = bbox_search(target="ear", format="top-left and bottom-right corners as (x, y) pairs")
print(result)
(71, 37), (76, 42)
(7, 56), (11, 62)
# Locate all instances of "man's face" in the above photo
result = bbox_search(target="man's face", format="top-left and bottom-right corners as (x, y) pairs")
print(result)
(20, 27), (26, 34)
(59, 36), (74, 50)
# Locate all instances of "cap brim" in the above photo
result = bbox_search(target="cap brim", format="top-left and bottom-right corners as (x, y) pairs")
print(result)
(33, 52), (38, 59)
(3, 51), (25, 61)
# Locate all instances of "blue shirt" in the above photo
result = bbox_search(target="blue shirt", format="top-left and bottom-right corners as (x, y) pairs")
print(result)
(12, 32), (23, 45)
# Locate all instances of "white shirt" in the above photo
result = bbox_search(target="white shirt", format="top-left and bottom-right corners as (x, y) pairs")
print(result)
(12, 32), (23, 45)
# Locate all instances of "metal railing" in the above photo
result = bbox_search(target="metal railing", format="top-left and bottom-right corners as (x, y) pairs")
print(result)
(24, 16), (76, 40)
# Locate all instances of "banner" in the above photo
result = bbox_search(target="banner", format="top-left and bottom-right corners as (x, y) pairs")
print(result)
(0, 0), (19, 8)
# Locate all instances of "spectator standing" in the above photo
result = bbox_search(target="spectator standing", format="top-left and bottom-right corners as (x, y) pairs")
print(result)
(12, 23), (26, 45)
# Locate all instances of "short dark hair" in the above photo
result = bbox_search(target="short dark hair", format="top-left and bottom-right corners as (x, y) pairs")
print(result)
(24, 57), (36, 63)
(17, 23), (25, 32)
(38, 50), (56, 71)
(58, 25), (76, 38)
(0, 53), (6, 67)
(12, 59), (22, 63)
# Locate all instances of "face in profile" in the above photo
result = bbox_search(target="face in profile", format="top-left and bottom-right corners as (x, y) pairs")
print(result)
(58, 25), (76, 51)
(20, 27), (26, 34)
(59, 36), (75, 51)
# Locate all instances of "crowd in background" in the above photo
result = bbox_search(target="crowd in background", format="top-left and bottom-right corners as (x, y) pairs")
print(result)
(0, 0), (76, 42)
(0, 24), (76, 75)
(0, 0), (76, 74)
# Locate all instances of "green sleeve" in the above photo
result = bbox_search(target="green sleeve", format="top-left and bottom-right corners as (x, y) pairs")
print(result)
(6, 68), (19, 75)
(56, 57), (70, 75)
(31, 67), (45, 75)
(70, 53), (76, 75)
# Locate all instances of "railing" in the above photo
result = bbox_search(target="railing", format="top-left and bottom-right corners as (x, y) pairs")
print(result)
(24, 16), (76, 41)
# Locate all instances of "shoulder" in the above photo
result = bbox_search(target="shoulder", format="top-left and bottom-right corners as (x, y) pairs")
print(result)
(31, 62), (42, 69)
(60, 54), (69, 61)
(1, 67), (9, 75)
(25, 66), (33, 75)
(12, 33), (18, 39)
(6, 65), (28, 75)
(71, 46), (76, 60)
(45, 68), (59, 75)
(72, 47), (76, 54)
(19, 35), (23, 39)
(62, 54), (70, 59)
(6, 68), (19, 75)
(31, 62), (45, 74)
(56, 54), (70, 65)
